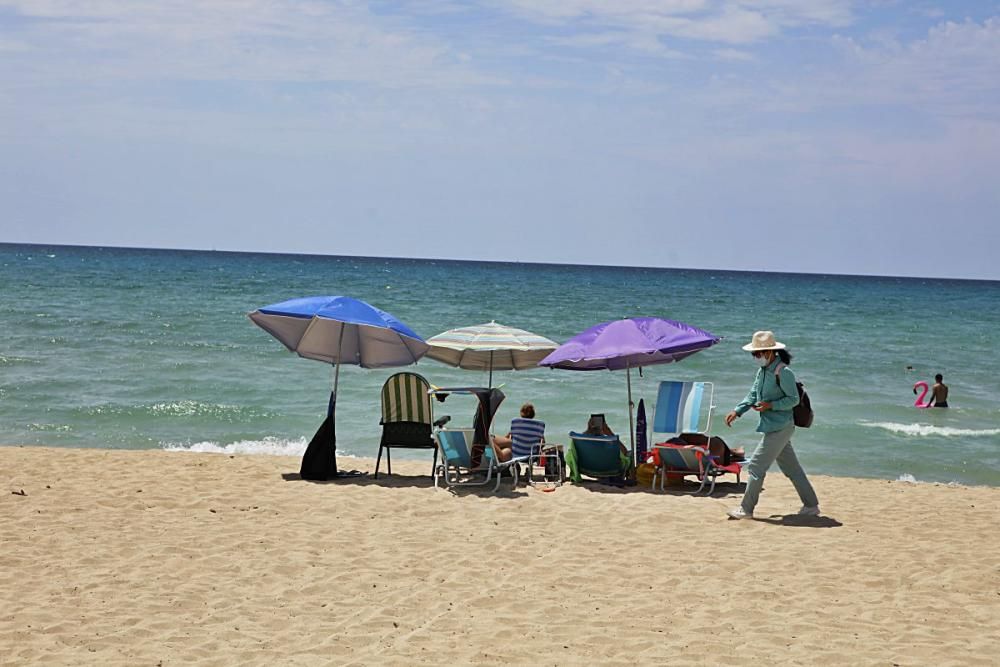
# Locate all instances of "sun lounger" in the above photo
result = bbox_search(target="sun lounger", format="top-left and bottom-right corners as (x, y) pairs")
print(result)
(649, 380), (743, 493)
(434, 428), (520, 492)
(510, 417), (563, 486)
(566, 432), (629, 484)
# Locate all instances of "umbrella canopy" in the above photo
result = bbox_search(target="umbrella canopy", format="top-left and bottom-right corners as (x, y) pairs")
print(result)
(249, 295), (428, 480)
(249, 295), (429, 367)
(539, 317), (720, 472)
(425, 321), (558, 386)
(538, 317), (718, 371)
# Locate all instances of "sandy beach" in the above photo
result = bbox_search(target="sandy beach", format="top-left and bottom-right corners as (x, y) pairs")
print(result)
(2, 446), (997, 666)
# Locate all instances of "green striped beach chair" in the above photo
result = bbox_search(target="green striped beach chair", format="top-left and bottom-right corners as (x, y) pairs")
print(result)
(375, 372), (437, 478)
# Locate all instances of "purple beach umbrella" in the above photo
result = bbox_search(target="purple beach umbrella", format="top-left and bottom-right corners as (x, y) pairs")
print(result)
(539, 317), (720, 467)
(538, 317), (719, 371)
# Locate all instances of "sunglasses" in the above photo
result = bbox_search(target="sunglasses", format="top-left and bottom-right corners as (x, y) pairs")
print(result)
(751, 350), (769, 358)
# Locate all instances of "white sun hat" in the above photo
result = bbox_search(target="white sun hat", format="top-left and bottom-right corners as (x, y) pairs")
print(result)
(741, 330), (787, 352)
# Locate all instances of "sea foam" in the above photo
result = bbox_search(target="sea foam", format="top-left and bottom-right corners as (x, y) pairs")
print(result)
(163, 437), (313, 457)
(859, 422), (1000, 438)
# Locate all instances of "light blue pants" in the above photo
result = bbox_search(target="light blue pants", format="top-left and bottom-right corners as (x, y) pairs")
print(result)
(741, 423), (818, 513)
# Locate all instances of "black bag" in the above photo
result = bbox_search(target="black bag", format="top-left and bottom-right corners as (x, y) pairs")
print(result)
(775, 363), (814, 428)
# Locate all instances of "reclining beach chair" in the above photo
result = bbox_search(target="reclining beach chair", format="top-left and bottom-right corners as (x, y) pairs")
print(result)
(649, 380), (742, 494)
(509, 417), (563, 486)
(566, 432), (629, 484)
(433, 428), (520, 492)
(375, 372), (437, 478)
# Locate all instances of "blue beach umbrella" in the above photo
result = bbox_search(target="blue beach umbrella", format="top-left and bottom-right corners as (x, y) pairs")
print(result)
(249, 296), (429, 480)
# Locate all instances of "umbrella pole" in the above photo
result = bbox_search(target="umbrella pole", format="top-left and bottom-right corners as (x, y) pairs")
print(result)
(330, 324), (345, 412)
(331, 361), (340, 408)
(328, 325), (347, 476)
(626, 364), (636, 469)
(488, 350), (494, 389)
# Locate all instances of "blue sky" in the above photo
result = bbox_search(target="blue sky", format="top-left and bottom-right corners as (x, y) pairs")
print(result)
(2, 1), (999, 279)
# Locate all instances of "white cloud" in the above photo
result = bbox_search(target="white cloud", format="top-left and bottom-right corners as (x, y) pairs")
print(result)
(831, 18), (1000, 119)
(712, 47), (755, 61)
(0, 0), (494, 87)
(498, 0), (855, 46)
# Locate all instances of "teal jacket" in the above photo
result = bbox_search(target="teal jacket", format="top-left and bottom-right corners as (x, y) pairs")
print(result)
(734, 359), (800, 433)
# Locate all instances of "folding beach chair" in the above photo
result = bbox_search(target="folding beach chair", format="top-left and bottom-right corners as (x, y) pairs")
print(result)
(509, 417), (564, 486)
(566, 432), (629, 484)
(433, 428), (520, 492)
(649, 380), (743, 494)
(375, 372), (437, 478)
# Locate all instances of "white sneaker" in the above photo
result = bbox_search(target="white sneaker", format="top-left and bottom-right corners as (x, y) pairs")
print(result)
(798, 506), (821, 516)
(727, 507), (753, 520)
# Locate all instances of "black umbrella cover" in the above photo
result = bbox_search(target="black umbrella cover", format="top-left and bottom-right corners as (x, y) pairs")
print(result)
(300, 392), (339, 480)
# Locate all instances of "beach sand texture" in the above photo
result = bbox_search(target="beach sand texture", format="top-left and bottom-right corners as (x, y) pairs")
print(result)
(2, 446), (998, 666)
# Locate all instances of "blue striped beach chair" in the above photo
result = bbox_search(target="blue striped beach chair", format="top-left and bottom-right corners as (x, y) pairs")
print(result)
(375, 372), (437, 478)
(649, 380), (742, 494)
(433, 429), (519, 492)
(510, 418), (563, 486)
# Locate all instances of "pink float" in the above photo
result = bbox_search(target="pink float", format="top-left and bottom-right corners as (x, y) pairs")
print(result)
(912, 381), (933, 408)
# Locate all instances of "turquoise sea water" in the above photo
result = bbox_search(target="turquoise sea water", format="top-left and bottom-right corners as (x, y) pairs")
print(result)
(1, 243), (998, 486)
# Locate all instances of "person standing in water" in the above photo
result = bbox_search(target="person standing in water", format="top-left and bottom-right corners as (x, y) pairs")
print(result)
(724, 331), (820, 520)
(931, 374), (949, 408)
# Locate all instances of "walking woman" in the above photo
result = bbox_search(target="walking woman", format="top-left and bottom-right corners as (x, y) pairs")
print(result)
(724, 331), (820, 520)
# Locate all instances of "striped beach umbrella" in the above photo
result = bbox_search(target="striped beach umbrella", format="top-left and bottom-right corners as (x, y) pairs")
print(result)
(425, 321), (558, 387)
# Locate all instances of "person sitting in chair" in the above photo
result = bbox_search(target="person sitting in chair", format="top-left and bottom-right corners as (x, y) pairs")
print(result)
(584, 413), (614, 437)
(492, 403), (545, 462)
(583, 414), (628, 456)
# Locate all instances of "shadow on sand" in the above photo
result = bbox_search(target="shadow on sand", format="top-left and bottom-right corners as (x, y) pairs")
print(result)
(280, 470), (531, 498)
(752, 514), (843, 528)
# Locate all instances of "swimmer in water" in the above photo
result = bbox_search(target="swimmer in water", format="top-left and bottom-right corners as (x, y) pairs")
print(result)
(931, 374), (949, 408)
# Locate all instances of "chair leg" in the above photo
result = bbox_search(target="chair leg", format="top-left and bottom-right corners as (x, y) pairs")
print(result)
(695, 474), (708, 494)
(431, 447), (438, 477)
(386, 448), (392, 476)
(375, 445), (384, 479)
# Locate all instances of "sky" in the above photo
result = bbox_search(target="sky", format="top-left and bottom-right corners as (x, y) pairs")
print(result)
(2, 1), (999, 280)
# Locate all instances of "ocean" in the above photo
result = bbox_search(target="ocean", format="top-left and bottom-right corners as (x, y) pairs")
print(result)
(1, 243), (998, 486)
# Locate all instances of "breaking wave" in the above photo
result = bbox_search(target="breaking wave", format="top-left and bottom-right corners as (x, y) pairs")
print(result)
(859, 421), (1000, 438)
(162, 437), (361, 459)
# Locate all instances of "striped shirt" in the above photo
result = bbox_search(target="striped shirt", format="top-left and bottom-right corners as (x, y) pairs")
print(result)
(510, 418), (546, 458)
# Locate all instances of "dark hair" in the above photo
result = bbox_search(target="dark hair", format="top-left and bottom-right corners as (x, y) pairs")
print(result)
(520, 403), (535, 419)
(776, 349), (792, 365)
(935, 374), (943, 382)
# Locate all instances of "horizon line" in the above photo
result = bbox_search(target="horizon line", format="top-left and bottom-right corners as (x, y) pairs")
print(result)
(2, 240), (997, 285)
